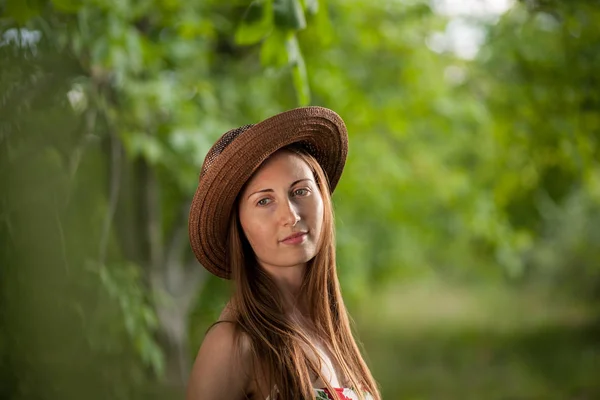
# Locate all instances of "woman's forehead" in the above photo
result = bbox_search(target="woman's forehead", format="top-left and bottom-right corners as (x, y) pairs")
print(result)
(244, 151), (313, 190)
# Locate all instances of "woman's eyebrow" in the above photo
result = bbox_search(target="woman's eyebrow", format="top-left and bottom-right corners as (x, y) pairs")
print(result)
(246, 178), (313, 199)
(289, 178), (312, 187)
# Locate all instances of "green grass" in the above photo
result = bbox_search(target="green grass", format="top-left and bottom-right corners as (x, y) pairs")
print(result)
(354, 281), (600, 399)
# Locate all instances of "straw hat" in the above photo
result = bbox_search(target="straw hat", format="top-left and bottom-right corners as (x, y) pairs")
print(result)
(188, 106), (348, 279)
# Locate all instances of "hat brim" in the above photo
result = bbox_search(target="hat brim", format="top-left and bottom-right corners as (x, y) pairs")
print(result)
(188, 106), (348, 279)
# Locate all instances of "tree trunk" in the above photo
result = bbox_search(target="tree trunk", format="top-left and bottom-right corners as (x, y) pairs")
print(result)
(136, 159), (206, 387)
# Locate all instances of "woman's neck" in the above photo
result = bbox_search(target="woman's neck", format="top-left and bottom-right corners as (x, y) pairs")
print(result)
(262, 262), (308, 315)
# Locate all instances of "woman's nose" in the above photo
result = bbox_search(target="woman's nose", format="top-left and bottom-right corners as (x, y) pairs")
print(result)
(280, 199), (301, 227)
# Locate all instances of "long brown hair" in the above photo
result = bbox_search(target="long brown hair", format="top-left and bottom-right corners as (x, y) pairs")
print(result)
(226, 146), (380, 400)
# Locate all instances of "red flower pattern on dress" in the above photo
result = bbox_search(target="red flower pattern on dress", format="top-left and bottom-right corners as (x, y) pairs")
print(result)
(268, 386), (371, 399)
(322, 387), (352, 400)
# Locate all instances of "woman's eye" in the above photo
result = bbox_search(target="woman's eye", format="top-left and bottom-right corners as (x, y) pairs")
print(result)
(257, 198), (271, 206)
(293, 188), (309, 196)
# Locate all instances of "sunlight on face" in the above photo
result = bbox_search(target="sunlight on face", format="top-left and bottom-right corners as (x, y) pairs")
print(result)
(238, 150), (324, 273)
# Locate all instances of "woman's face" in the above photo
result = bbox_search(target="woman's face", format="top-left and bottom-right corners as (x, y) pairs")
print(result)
(238, 150), (324, 273)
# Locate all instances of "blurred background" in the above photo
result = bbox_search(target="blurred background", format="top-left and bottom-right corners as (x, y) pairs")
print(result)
(1, 0), (599, 398)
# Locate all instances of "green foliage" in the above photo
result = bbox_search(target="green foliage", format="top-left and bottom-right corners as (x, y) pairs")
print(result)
(235, 0), (274, 45)
(356, 281), (600, 399)
(233, 0), (314, 104)
(3, 0), (46, 23)
(273, 0), (306, 30)
(90, 261), (164, 376)
(1, 0), (599, 398)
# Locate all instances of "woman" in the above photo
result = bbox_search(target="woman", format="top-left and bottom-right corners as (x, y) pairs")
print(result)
(187, 107), (380, 400)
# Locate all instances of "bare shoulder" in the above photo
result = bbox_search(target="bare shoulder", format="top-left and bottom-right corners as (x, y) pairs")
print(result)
(186, 321), (254, 400)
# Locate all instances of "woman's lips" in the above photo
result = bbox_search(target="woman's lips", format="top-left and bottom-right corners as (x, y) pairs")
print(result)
(281, 232), (307, 245)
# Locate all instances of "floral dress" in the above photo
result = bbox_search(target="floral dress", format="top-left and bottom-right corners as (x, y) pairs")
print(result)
(266, 387), (372, 400)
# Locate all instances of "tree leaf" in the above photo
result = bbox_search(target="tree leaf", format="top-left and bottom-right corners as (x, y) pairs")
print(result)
(273, 0), (306, 31)
(286, 34), (310, 105)
(234, 0), (274, 46)
(260, 29), (288, 67)
(4, 0), (44, 23)
(50, 0), (82, 13)
(300, 0), (318, 16)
